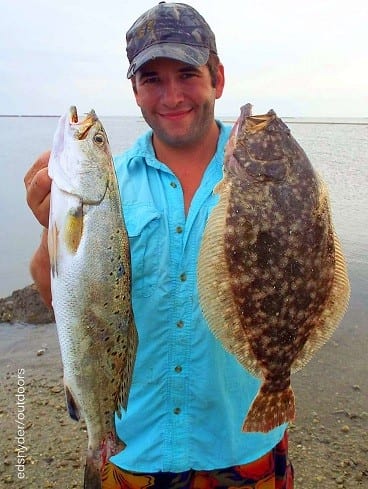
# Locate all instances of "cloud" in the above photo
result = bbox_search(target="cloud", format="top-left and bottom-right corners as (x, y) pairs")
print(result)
(0, 0), (367, 116)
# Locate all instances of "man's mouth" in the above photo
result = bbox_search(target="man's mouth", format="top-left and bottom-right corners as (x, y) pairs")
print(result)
(159, 108), (193, 120)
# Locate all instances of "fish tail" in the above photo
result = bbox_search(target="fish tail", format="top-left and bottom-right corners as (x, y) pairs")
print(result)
(242, 385), (295, 433)
(83, 432), (126, 489)
(84, 453), (102, 489)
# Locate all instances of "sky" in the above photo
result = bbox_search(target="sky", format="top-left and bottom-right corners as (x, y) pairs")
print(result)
(0, 0), (367, 117)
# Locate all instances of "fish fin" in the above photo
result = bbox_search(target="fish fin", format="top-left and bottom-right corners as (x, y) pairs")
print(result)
(84, 455), (102, 489)
(65, 385), (81, 421)
(84, 432), (125, 489)
(242, 384), (295, 433)
(64, 205), (84, 254)
(292, 180), (350, 372)
(48, 222), (59, 278)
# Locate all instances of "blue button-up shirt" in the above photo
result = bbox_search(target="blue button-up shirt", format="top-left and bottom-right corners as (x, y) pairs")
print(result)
(111, 122), (286, 473)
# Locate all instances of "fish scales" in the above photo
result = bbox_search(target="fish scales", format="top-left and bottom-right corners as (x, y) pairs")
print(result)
(48, 107), (138, 488)
(198, 103), (350, 433)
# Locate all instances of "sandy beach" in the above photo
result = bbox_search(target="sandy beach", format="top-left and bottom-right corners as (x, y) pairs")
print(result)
(0, 287), (367, 488)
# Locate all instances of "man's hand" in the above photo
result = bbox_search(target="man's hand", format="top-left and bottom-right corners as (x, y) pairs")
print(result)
(30, 229), (52, 308)
(24, 150), (51, 228)
(24, 151), (52, 307)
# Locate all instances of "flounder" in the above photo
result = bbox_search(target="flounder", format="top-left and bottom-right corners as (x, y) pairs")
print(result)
(198, 104), (350, 433)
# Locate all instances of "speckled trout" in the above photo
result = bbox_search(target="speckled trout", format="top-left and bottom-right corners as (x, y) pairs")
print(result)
(198, 104), (350, 433)
(48, 107), (138, 488)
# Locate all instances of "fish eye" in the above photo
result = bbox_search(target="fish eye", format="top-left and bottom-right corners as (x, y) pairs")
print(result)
(93, 132), (105, 145)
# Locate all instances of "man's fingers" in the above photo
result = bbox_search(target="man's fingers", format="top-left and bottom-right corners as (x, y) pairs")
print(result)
(24, 150), (51, 190)
(25, 151), (52, 227)
(26, 167), (50, 205)
(26, 169), (51, 227)
(31, 192), (50, 228)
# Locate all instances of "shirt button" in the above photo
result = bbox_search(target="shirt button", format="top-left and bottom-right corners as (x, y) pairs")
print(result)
(174, 365), (182, 373)
(176, 226), (183, 234)
(173, 407), (181, 415)
(177, 320), (184, 328)
(170, 181), (177, 188)
(180, 273), (187, 282)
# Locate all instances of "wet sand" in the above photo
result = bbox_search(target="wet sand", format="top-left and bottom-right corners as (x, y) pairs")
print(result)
(0, 294), (367, 488)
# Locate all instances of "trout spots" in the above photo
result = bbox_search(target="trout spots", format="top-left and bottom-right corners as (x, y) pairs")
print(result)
(64, 206), (83, 253)
(107, 265), (125, 281)
(47, 108), (138, 474)
(117, 263), (125, 278)
(107, 244), (125, 280)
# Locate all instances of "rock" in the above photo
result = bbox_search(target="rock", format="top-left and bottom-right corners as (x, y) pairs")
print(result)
(2, 474), (14, 483)
(0, 284), (55, 324)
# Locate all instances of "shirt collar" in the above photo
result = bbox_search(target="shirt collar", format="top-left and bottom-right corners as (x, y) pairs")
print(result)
(131, 121), (231, 172)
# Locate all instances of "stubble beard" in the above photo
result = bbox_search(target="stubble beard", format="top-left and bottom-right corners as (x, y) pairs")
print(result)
(141, 98), (216, 149)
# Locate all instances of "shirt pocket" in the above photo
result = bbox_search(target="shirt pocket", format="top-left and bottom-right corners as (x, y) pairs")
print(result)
(124, 204), (161, 298)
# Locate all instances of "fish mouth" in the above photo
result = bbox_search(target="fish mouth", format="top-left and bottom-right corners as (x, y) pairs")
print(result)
(239, 105), (277, 135)
(70, 106), (98, 140)
(245, 111), (276, 134)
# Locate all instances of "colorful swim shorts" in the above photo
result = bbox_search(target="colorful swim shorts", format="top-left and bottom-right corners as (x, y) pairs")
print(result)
(101, 431), (293, 488)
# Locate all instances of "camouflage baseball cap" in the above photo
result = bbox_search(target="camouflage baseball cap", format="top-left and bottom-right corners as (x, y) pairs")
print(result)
(126, 2), (217, 79)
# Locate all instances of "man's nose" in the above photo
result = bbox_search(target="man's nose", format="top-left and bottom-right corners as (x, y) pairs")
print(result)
(161, 79), (184, 106)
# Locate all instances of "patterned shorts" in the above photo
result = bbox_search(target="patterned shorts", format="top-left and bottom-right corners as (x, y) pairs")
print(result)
(101, 431), (293, 489)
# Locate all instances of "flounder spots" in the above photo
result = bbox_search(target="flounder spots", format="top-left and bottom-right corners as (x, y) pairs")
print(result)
(198, 104), (350, 433)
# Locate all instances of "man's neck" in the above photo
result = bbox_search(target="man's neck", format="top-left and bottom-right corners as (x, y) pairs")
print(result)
(152, 121), (220, 214)
(152, 121), (220, 174)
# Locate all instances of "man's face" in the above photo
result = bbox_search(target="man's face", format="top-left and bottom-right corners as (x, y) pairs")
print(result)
(132, 58), (224, 149)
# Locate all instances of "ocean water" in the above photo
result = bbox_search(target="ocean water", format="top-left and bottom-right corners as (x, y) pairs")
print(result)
(0, 116), (367, 318)
(0, 115), (148, 299)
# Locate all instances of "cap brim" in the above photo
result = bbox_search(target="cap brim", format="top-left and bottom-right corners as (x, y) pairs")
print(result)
(127, 43), (210, 78)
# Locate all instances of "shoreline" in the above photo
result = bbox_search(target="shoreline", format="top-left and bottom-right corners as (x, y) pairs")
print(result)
(0, 287), (367, 487)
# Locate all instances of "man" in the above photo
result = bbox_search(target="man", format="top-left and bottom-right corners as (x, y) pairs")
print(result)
(25, 2), (293, 488)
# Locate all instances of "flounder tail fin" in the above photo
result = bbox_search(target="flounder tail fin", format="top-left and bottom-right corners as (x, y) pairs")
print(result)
(242, 385), (295, 433)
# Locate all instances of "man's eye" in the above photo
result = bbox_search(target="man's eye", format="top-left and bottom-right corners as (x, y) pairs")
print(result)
(143, 77), (159, 84)
(181, 72), (196, 79)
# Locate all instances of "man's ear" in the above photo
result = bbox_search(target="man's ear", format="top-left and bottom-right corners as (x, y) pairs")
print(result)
(215, 64), (225, 100)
